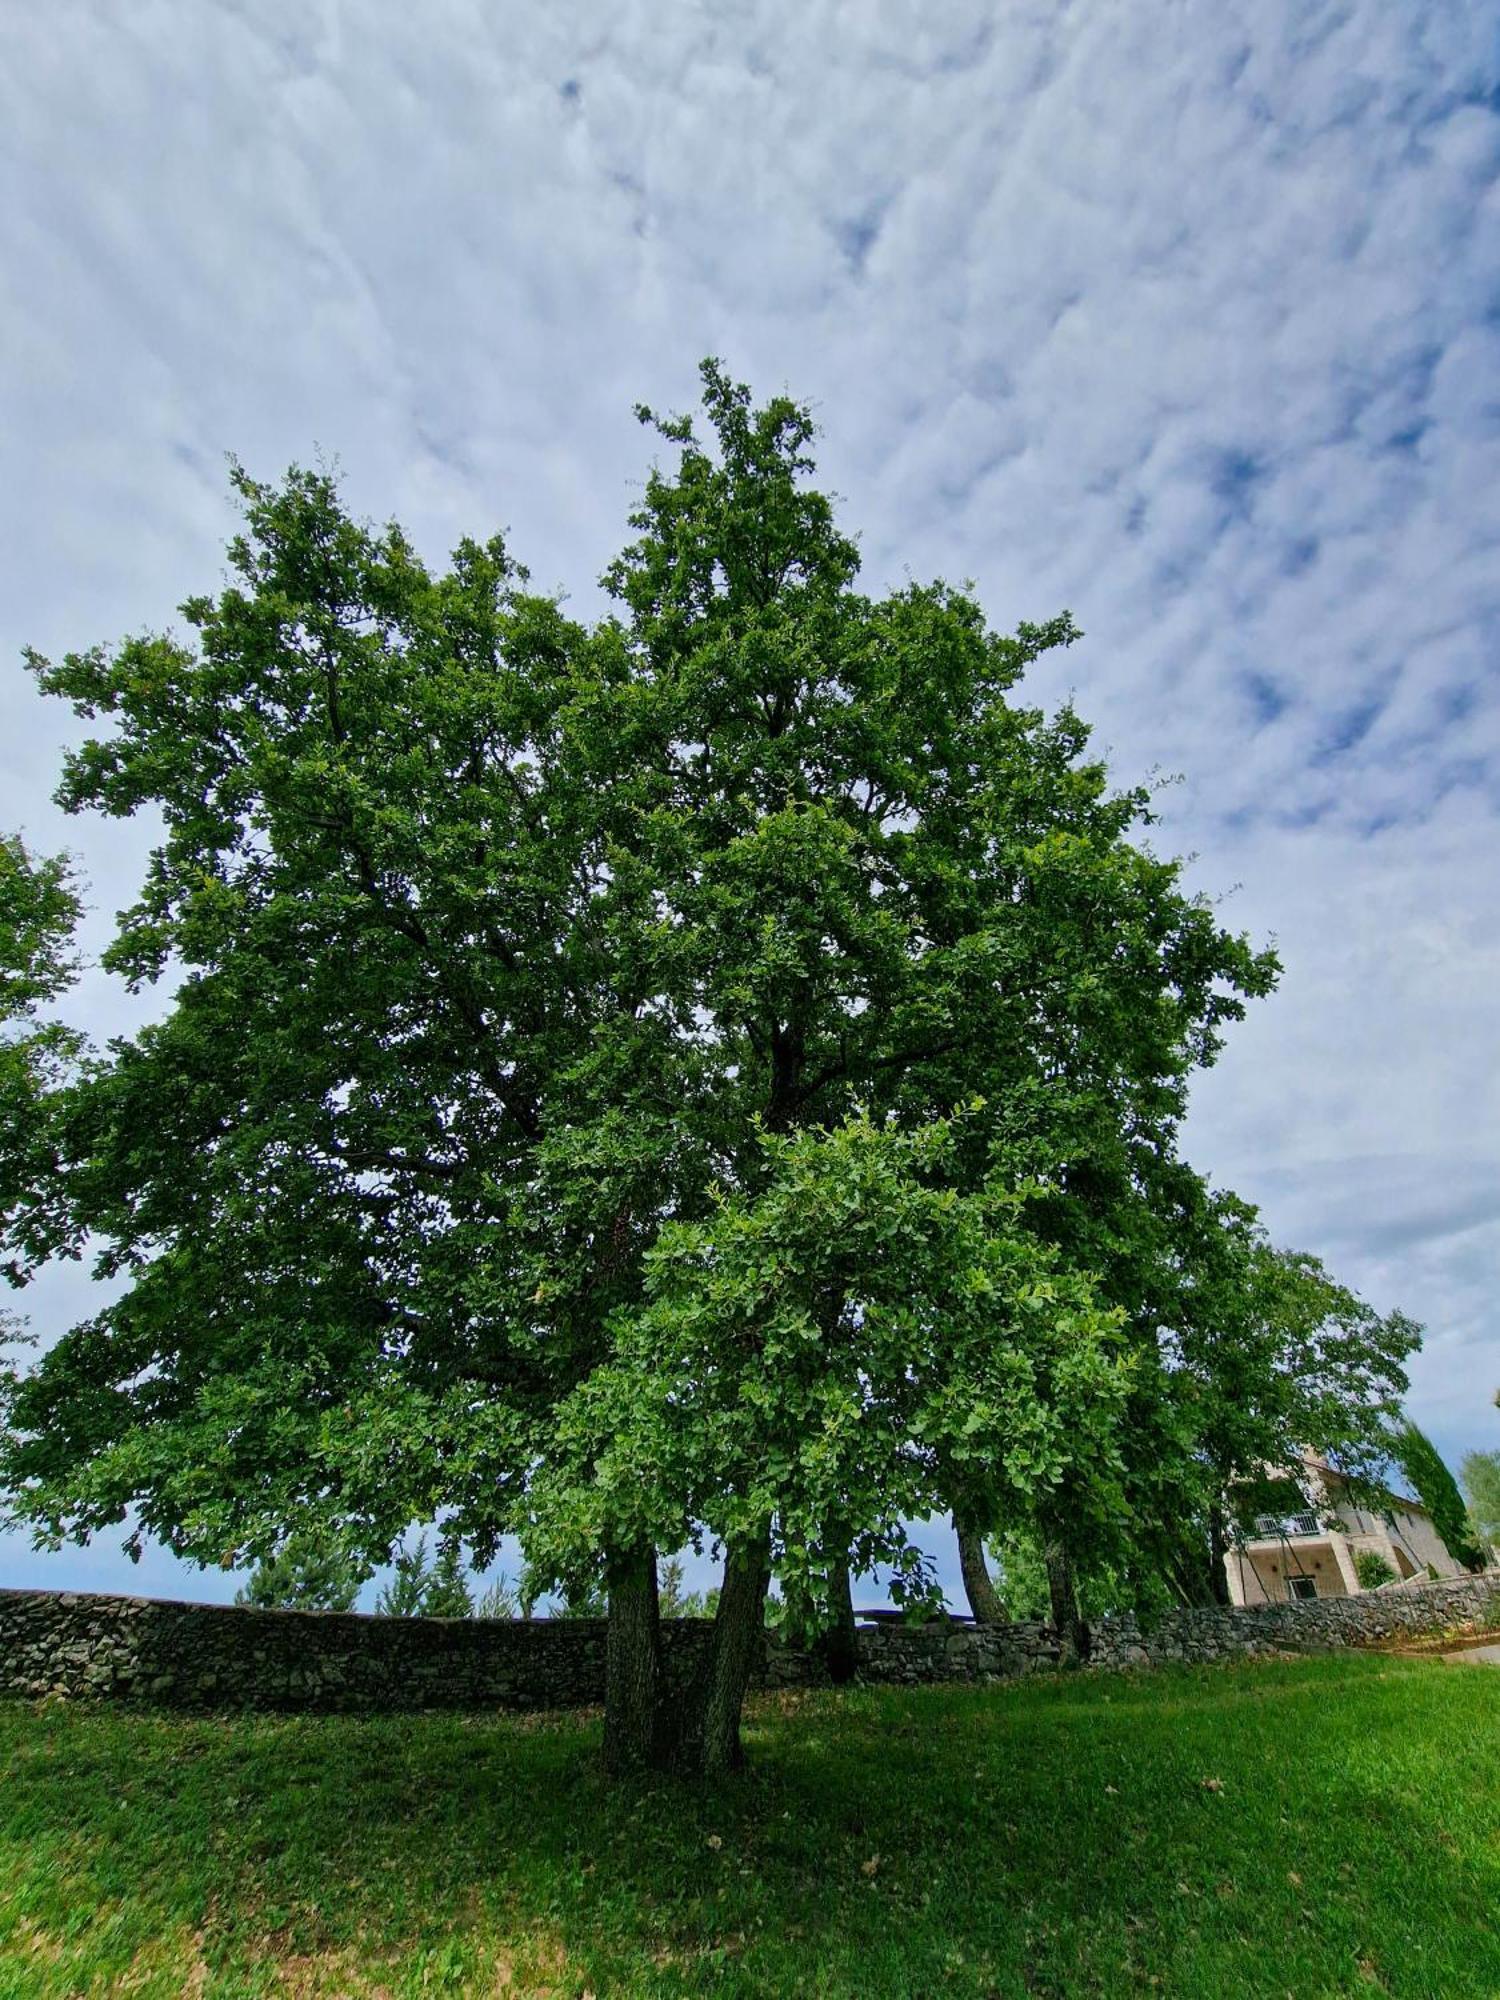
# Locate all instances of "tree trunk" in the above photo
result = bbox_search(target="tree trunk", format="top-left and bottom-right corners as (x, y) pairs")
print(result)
(822, 1546), (858, 1684)
(1207, 1508), (1232, 1607)
(603, 1546), (662, 1775)
(955, 1515), (1006, 1625)
(675, 1535), (770, 1775)
(1045, 1538), (1088, 1669)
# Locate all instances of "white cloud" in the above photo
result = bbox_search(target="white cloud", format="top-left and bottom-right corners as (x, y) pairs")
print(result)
(2, 0), (1497, 1594)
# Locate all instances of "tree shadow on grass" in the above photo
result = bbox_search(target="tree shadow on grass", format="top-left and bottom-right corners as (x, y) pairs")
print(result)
(2, 1658), (1497, 1997)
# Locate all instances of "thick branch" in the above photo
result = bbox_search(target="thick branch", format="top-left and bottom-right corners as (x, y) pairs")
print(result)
(794, 1031), (962, 1113)
(317, 1140), (466, 1182)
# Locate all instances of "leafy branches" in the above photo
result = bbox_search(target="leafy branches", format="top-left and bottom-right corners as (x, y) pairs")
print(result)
(0, 361), (1408, 1774)
(1396, 1422), (1486, 1572)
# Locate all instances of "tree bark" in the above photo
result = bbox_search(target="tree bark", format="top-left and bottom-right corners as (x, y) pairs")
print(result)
(675, 1534), (770, 1775)
(1207, 1508), (1232, 1607)
(955, 1515), (1007, 1625)
(822, 1546), (858, 1684)
(1045, 1538), (1088, 1668)
(603, 1546), (663, 1775)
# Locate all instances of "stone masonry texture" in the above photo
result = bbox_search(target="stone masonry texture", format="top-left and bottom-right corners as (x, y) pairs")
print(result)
(3, 1573), (1497, 1713)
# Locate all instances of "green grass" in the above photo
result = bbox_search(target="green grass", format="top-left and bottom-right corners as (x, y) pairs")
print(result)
(2, 1654), (1496, 1997)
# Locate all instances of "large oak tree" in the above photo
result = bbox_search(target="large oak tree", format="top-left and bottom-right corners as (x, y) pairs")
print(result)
(5, 366), (1311, 1771)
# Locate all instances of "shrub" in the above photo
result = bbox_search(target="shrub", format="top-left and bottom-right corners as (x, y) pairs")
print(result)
(234, 1544), (363, 1612)
(374, 1536), (435, 1617)
(374, 1536), (474, 1617)
(475, 1573), (519, 1619)
(1353, 1550), (1398, 1591)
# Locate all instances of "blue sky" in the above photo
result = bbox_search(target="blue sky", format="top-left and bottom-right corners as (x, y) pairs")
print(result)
(2, 2), (1497, 1609)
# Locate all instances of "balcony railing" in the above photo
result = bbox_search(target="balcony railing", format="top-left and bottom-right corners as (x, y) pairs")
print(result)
(1251, 1511), (1322, 1539)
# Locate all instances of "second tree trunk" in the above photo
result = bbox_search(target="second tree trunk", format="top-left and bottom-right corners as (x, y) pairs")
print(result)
(822, 1549), (858, 1683)
(956, 1515), (1007, 1625)
(674, 1535), (771, 1775)
(1045, 1538), (1088, 1668)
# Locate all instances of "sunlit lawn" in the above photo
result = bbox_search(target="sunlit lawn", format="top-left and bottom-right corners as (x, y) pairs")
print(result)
(2, 1651), (1495, 1997)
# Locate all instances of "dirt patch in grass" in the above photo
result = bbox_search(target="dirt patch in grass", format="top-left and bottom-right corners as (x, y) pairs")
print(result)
(1381, 1624), (1499, 1656)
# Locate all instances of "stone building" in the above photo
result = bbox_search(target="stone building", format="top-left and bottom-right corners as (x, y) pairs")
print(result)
(1225, 1449), (1465, 1606)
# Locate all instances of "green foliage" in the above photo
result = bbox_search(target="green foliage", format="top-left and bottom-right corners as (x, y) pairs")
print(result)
(233, 1541), (363, 1611)
(555, 1575), (608, 1618)
(374, 1537), (434, 1618)
(474, 1572), (519, 1619)
(1093, 1194), (1417, 1610)
(1395, 1423), (1487, 1573)
(987, 1528), (1050, 1619)
(1460, 1449), (1500, 1550)
(374, 1534), (476, 1618)
(0, 362), (1392, 1696)
(500, 1559), (598, 1617)
(3, 1656), (1498, 1996)
(423, 1539), (475, 1618)
(5, 468), (613, 1569)
(657, 1554), (720, 1619)
(1353, 1549), (1398, 1591)
(1225, 1241), (1417, 1485)
(0, 834), (80, 1021)
(524, 1114), (1131, 1619)
(657, 1555), (691, 1616)
(987, 1524), (1164, 1623)
(0, 835), (85, 1298)
(515, 1568), (546, 1620)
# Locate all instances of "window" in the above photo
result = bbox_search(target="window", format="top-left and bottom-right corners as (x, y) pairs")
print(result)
(1286, 1576), (1318, 1601)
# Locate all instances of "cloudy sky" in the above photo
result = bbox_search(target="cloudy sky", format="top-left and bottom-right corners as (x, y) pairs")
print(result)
(3, 2), (1497, 1607)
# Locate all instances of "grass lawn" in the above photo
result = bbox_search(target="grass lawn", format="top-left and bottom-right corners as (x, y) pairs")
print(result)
(1, 1652), (1496, 1998)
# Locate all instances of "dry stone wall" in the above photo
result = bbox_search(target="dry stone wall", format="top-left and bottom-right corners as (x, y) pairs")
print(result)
(0, 1588), (624, 1712)
(2, 1572), (1496, 1713)
(1089, 1573), (1500, 1669)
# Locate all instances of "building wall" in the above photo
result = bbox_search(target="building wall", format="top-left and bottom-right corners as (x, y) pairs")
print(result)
(1231, 1555), (1274, 1606)
(3, 1573), (1499, 1712)
(1317, 1474), (1463, 1582)
(1381, 1504), (1459, 1579)
(1230, 1542), (1349, 1607)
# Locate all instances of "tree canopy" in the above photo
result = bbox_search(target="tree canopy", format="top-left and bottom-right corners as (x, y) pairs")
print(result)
(0, 835), (83, 1295)
(234, 1541), (363, 1613)
(1396, 1422), (1486, 1572)
(0, 364), (1421, 1771)
(1460, 1449), (1500, 1552)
